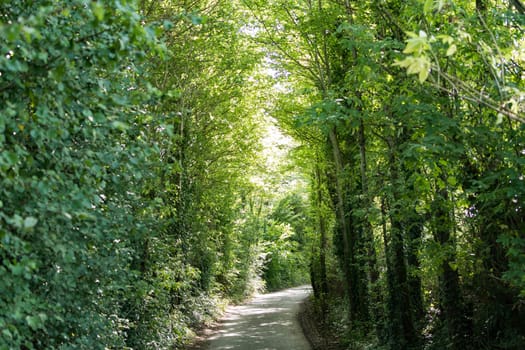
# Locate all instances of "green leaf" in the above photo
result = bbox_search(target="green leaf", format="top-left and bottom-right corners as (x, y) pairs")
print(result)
(111, 121), (129, 131)
(2, 328), (12, 340)
(393, 57), (413, 69)
(163, 20), (174, 30)
(3, 151), (18, 167)
(10, 215), (24, 229)
(91, 2), (105, 21)
(436, 34), (454, 45)
(446, 44), (457, 56)
(21, 26), (40, 43)
(424, 0), (434, 14)
(403, 31), (430, 55)
(26, 315), (43, 330)
(394, 56), (431, 83)
(190, 13), (205, 25)
(418, 65), (430, 83)
(23, 217), (38, 229)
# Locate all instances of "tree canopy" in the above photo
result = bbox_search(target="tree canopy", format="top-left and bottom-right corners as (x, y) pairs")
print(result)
(1, 0), (524, 349)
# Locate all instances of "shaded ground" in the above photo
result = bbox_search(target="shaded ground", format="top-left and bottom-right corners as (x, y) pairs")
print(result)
(297, 297), (344, 350)
(187, 285), (312, 350)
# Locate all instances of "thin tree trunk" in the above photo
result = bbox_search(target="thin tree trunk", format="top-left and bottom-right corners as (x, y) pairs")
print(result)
(358, 119), (379, 281)
(357, 117), (378, 327)
(314, 161), (329, 320)
(327, 128), (354, 322)
(405, 210), (425, 322)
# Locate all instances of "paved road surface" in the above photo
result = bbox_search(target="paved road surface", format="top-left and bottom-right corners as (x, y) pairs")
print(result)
(205, 285), (312, 350)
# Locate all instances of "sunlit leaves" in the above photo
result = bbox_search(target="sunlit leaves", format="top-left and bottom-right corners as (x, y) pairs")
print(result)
(394, 55), (431, 83)
(394, 29), (462, 83)
(403, 31), (430, 55)
(91, 1), (105, 21)
(398, 1), (525, 123)
(394, 31), (433, 83)
(422, 0), (448, 14)
(446, 43), (457, 56)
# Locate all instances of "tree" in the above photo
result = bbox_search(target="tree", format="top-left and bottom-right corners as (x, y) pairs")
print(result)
(0, 1), (162, 348)
(248, 0), (525, 349)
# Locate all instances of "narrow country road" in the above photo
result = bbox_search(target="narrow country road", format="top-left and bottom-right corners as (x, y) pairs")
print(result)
(205, 285), (312, 350)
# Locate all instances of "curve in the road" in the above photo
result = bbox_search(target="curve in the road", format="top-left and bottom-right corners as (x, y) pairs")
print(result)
(206, 285), (312, 350)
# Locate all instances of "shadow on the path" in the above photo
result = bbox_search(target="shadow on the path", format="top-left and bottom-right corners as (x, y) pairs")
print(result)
(206, 286), (312, 350)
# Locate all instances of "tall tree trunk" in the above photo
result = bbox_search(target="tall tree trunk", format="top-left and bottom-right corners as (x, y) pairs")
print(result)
(327, 128), (355, 323)
(401, 161), (425, 325)
(314, 162), (329, 320)
(431, 184), (469, 350)
(385, 140), (417, 349)
(357, 117), (379, 328)
(328, 127), (368, 324)
(405, 209), (425, 323)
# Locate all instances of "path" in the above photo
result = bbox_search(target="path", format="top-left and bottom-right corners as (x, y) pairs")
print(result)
(205, 285), (312, 350)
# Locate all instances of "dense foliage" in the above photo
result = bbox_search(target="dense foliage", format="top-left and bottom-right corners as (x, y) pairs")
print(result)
(1, 1), (162, 348)
(0, 0), (309, 349)
(1, 0), (524, 350)
(251, 0), (525, 349)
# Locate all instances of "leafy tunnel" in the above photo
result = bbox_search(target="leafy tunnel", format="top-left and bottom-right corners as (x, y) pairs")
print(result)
(1, 1), (524, 350)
